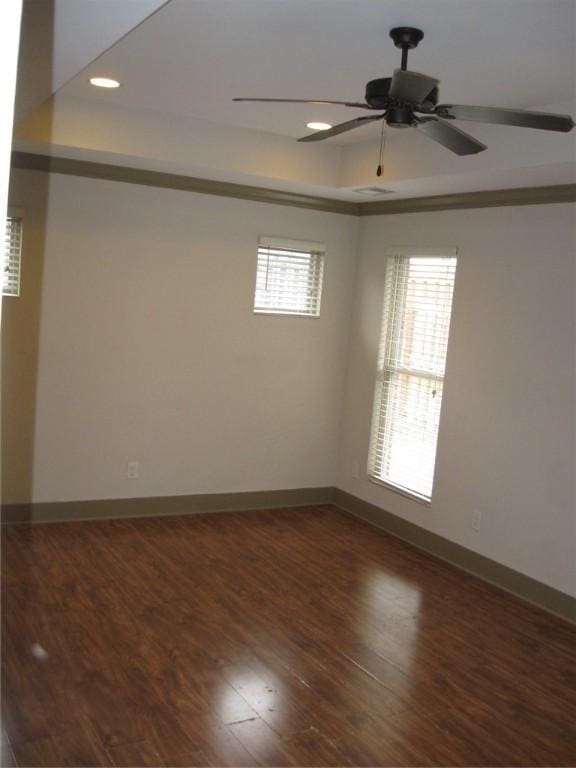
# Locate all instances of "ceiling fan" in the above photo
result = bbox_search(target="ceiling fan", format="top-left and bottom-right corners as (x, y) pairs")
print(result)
(234, 27), (574, 155)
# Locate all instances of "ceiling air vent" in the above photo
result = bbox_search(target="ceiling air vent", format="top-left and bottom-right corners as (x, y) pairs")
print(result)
(355, 187), (394, 196)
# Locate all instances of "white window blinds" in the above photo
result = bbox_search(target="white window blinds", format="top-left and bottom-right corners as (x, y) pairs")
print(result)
(254, 237), (325, 317)
(368, 250), (457, 501)
(3, 212), (23, 297)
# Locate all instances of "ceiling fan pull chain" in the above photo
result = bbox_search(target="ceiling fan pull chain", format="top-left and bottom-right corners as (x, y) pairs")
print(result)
(376, 120), (386, 177)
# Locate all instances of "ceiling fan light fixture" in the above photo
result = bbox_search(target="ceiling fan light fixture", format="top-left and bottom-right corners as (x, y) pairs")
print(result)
(89, 77), (121, 89)
(306, 122), (332, 131)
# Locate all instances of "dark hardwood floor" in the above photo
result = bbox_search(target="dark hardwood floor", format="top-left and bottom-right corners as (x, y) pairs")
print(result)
(1, 505), (575, 767)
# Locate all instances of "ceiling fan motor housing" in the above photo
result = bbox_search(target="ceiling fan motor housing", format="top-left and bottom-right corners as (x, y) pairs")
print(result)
(386, 106), (416, 128)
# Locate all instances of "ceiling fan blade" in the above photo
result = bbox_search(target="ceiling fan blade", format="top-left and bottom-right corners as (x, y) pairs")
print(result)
(417, 117), (487, 155)
(233, 97), (373, 109)
(297, 114), (385, 142)
(435, 104), (575, 133)
(389, 69), (439, 105)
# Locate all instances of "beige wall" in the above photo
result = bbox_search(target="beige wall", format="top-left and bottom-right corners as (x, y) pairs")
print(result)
(2, 172), (49, 503)
(5, 169), (358, 503)
(338, 203), (576, 596)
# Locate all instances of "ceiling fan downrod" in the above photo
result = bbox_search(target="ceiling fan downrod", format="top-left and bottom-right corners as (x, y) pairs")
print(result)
(389, 27), (424, 71)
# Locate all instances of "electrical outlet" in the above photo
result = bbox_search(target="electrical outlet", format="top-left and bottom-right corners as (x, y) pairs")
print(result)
(127, 461), (139, 479)
(352, 461), (360, 480)
(472, 509), (482, 532)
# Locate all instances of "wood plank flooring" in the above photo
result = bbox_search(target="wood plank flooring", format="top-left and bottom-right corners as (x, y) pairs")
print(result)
(2, 505), (575, 767)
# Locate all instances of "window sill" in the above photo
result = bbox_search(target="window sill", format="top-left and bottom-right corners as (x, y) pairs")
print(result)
(367, 474), (432, 507)
(253, 310), (320, 318)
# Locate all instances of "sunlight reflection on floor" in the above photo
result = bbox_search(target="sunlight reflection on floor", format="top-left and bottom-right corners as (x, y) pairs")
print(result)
(359, 567), (422, 667)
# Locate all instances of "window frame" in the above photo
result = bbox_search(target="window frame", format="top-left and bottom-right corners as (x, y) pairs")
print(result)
(253, 236), (325, 318)
(367, 246), (458, 504)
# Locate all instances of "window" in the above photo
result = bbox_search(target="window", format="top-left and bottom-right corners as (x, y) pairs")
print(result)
(368, 248), (457, 501)
(3, 210), (23, 297)
(254, 237), (325, 317)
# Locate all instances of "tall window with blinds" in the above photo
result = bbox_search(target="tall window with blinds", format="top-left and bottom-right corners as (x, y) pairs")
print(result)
(254, 237), (325, 317)
(368, 249), (457, 501)
(3, 211), (23, 297)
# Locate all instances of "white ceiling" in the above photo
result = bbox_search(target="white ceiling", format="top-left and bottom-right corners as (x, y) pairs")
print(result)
(14, 0), (169, 122)
(59, 0), (576, 142)
(13, 0), (576, 200)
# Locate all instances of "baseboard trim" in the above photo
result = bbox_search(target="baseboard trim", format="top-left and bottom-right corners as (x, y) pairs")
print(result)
(333, 488), (576, 624)
(1, 487), (334, 524)
(4, 485), (573, 623)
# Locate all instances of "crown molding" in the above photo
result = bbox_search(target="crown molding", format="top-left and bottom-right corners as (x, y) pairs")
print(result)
(10, 152), (360, 216)
(11, 151), (576, 216)
(358, 183), (576, 215)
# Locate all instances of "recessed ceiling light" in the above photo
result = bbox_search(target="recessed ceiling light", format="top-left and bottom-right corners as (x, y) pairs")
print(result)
(89, 77), (120, 89)
(306, 122), (332, 131)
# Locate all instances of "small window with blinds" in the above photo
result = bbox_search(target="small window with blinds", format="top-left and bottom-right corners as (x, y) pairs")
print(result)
(3, 211), (23, 297)
(368, 248), (457, 502)
(254, 237), (325, 317)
